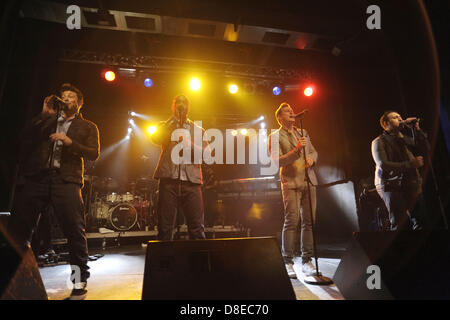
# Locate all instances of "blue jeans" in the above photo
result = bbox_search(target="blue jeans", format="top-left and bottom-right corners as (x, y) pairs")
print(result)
(281, 185), (316, 264)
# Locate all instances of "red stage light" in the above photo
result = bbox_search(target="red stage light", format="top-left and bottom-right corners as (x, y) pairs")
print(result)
(104, 71), (116, 82)
(304, 87), (314, 96)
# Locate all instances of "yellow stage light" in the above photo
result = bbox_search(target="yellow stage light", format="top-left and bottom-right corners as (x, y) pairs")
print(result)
(240, 129), (248, 136)
(147, 125), (157, 135)
(231, 129), (238, 136)
(229, 84), (238, 94)
(190, 78), (201, 91)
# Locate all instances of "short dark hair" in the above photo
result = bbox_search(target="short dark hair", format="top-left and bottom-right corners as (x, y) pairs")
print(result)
(380, 110), (397, 130)
(275, 102), (290, 125)
(60, 83), (84, 107)
(171, 94), (190, 112)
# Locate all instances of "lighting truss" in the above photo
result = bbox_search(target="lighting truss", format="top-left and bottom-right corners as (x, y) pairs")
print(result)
(60, 49), (315, 82)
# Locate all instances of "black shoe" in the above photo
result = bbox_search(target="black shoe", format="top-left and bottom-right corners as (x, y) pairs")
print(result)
(67, 282), (87, 300)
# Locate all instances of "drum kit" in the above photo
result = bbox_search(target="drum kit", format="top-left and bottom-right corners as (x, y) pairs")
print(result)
(83, 175), (158, 232)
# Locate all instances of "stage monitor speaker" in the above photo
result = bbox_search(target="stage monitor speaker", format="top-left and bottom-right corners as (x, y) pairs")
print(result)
(0, 221), (48, 300)
(142, 236), (296, 300)
(333, 231), (450, 299)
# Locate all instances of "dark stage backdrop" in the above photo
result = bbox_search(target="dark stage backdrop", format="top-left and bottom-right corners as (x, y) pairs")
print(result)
(1, 1), (448, 242)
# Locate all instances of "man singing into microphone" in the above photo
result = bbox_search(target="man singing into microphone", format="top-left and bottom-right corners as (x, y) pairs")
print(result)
(10, 83), (99, 299)
(269, 102), (318, 279)
(371, 110), (426, 230)
(150, 95), (208, 240)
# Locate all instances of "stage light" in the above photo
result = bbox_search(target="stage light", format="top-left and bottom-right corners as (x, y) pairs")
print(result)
(304, 87), (314, 96)
(147, 125), (157, 136)
(104, 70), (116, 82)
(144, 78), (153, 88)
(229, 84), (238, 94)
(231, 129), (238, 136)
(125, 134), (130, 140)
(128, 119), (135, 125)
(190, 78), (201, 91)
(129, 112), (151, 121)
(260, 122), (266, 129)
(240, 129), (248, 136)
(272, 86), (281, 96)
(127, 127), (132, 134)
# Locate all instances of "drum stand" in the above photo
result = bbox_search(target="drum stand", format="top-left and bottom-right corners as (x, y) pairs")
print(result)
(298, 117), (333, 285)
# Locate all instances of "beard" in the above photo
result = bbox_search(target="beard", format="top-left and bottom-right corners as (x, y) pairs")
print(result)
(64, 103), (79, 116)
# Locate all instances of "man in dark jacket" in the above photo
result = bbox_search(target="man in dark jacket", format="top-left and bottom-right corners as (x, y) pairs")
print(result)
(371, 110), (425, 231)
(10, 83), (99, 300)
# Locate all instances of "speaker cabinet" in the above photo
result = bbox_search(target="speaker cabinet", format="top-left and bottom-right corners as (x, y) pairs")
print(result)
(1, 222), (48, 300)
(333, 231), (450, 299)
(142, 236), (296, 300)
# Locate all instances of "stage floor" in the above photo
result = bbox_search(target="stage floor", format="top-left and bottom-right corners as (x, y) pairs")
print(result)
(38, 242), (345, 300)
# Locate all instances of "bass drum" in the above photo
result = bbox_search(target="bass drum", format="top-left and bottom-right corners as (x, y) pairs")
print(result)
(108, 202), (138, 231)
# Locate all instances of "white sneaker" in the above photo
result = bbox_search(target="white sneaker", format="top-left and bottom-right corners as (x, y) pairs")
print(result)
(67, 282), (87, 300)
(285, 263), (297, 279)
(301, 261), (316, 276)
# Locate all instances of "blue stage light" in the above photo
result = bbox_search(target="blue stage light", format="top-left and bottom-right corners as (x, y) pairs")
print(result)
(144, 78), (153, 88)
(272, 86), (281, 96)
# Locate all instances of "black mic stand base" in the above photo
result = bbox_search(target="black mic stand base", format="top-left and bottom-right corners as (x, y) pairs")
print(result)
(303, 274), (333, 285)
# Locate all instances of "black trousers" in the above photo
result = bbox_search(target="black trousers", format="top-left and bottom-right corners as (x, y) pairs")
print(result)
(157, 179), (206, 240)
(10, 171), (90, 282)
(377, 185), (422, 231)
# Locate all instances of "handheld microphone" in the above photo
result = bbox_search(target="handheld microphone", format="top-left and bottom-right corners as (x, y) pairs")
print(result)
(400, 118), (420, 126)
(294, 109), (309, 118)
(50, 95), (69, 110)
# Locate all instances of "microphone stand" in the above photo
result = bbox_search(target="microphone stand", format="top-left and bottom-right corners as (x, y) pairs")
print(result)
(44, 98), (64, 256)
(175, 110), (183, 239)
(409, 124), (448, 230)
(298, 116), (333, 285)
(48, 98), (63, 170)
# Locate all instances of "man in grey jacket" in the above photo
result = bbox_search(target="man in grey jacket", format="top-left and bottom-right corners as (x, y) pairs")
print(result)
(269, 102), (318, 279)
(151, 95), (207, 240)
